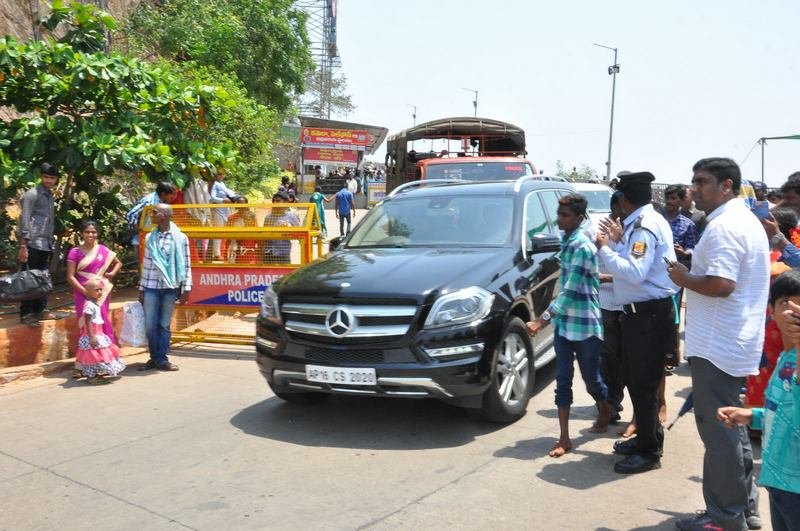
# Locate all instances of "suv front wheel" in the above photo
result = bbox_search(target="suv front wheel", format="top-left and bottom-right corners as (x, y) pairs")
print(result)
(471, 316), (534, 423)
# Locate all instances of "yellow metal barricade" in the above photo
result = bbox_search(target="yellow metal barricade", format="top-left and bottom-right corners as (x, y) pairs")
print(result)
(139, 203), (324, 344)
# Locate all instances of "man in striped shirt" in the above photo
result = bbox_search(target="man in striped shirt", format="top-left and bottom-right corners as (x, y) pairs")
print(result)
(527, 193), (611, 458)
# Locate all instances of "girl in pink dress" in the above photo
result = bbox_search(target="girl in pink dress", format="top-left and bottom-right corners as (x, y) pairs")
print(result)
(76, 278), (125, 383)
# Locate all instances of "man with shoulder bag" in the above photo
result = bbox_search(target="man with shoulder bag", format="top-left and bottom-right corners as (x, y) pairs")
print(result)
(16, 163), (59, 327)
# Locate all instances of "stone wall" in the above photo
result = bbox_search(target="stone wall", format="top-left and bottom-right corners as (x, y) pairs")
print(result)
(0, 0), (141, 41)
(1, 1), (141, 121)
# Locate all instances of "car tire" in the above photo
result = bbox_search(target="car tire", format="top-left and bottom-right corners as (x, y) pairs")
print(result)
(269, 382), (330, 404)
(471, 316), (535, 423)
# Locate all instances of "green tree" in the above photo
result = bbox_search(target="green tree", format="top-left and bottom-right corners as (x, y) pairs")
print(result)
(555, 161), (600, 182)
(124, 0), (314, 113)
(0, 1), (237, 269)
(300, 70), (356, 119)
(173, 63), (283, 196)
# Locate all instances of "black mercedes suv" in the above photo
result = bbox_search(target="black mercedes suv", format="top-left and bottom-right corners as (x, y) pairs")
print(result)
(256, 177), (575, 422)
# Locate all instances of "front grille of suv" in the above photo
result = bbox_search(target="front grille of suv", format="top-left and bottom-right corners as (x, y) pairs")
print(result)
(281, 302), (418, 340)
(305, 347), (385, 364)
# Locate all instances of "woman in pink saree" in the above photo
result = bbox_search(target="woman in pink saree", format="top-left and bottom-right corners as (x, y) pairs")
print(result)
(66, 220), (123, 341)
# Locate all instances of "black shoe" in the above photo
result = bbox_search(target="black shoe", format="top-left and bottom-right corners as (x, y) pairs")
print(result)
(156, 362), (179, 371)
(613, 454), (661, 474)
(675, 511), (723, 531)
(613, 437), (638, 455)
(138, 359), (157, 371)
(610, 410), (622, 423)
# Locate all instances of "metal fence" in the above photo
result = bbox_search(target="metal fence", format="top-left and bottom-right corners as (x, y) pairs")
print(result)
(139, 203), (323, 344)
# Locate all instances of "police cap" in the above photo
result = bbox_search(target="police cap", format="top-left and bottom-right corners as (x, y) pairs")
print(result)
(616, 171), (655, 204)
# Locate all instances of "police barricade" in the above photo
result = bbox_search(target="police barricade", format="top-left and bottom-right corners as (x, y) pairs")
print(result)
(139, 203), (323, 344)
(367, 181), (386, 207)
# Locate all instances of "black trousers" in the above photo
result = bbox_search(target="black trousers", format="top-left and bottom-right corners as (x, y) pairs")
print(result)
(339, 213), (352, 235)
(600, 309), (625, 410)
(620, 297), (675, 457)
(20, 247), (51, 318)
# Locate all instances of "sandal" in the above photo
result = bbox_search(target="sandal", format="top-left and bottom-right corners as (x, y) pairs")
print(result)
(21, 314), (41, 327)
(37, 310), (62, 320)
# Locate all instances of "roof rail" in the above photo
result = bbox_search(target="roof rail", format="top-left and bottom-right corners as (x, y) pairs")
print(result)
(513, 175), (535, 192)
(387, 179), (465, 197)
(513, 175), (569, 192)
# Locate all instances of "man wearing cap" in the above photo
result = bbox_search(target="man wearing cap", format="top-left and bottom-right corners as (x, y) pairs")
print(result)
(669, 158), (767, 531)
(751, 180), (768, 203)
(596, 170), (678, 474)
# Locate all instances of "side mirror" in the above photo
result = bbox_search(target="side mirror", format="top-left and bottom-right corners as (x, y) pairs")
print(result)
(529, 233), (561, 254)
(328, 236), (344, 252)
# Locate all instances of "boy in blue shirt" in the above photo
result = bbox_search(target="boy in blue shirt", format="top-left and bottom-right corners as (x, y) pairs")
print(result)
(718, 269), (800, 531)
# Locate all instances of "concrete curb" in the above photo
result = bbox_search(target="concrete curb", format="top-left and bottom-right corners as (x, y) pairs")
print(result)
(0, 344), (148, 385)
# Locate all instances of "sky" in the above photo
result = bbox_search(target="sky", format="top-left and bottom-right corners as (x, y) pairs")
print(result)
(334, 0), (799, 186)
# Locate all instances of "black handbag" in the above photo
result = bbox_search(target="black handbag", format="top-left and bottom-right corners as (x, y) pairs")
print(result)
(0, 265), (53, 303)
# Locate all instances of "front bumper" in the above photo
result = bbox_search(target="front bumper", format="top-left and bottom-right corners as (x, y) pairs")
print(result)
(255, 313), (505, 404)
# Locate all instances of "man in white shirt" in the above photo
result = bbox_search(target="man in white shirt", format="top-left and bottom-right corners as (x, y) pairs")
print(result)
(668, 157), (769, 531)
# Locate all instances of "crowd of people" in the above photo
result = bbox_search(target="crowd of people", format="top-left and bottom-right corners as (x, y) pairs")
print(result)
(526, 159), (799, 531)
(13, 158), (799, 530)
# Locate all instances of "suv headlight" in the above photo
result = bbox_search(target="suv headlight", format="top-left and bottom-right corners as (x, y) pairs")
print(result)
(259, 286), (281, 323)
(424, 287), (494, 328)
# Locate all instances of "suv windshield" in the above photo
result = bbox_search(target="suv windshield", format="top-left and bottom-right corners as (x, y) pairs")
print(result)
(582, 189), (613, 213)
(347, 194), (515, 248)
(425, 162), (534, 181)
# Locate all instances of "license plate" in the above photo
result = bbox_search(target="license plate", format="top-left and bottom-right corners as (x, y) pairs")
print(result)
(305, 364), (377, 386)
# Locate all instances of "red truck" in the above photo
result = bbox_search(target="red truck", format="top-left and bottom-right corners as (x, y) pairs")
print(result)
(384, 117), (537, 192)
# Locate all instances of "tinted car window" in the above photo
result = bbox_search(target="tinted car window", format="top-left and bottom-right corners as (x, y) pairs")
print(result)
(583, 189), (614, 213)
(347, 194), (514, 247)
(524, 192), (551, 239)
(539, 191), (561, 234)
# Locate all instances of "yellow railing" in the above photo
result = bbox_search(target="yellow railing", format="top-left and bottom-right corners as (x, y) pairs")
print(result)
(139, 203), (323, 344)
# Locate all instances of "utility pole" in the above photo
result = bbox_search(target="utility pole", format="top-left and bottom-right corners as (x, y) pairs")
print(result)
(462, 88), (478, 117)
(593, 43), (619, 181)
(407, 104), (417, 149)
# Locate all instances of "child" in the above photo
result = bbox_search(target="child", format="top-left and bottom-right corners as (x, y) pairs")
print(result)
(75, 278), (125, 383)
(526, 193), (611, 458)
(717, 269), (800, 531)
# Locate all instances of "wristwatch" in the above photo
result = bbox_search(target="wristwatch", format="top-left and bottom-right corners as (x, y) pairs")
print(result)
(540, 310), (552, 322)
(771, 232), (788, 249)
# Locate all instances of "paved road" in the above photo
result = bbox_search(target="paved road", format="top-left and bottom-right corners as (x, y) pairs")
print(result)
(0, 345), (769, 531)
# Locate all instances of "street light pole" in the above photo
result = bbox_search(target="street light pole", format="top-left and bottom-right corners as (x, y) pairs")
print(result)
(407, 104), (418, 149)
(462, 88), (478, 117)
(407, 104), (417, 126)
(593, 43), (619, 181)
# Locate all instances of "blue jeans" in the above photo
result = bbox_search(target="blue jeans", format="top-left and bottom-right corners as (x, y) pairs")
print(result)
(143, 288), (179, 364)
(768, 487), (800, 531)
(553, 328), (607, 407)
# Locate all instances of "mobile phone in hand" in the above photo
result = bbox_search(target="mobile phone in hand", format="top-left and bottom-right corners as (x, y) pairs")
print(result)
(753, 201), (770, 219)
(663, 256), (673, 267)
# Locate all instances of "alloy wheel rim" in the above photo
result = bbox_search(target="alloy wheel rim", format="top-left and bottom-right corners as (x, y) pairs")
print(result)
(495, 332), (530, 407)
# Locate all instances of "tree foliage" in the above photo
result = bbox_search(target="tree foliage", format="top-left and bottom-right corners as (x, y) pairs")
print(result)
(172, 63), (283, 196)
(124, 0), (314, 113)
(0, 1), (238, 268)
(300, 70), (356, 119)
(555, 161), (601, 182)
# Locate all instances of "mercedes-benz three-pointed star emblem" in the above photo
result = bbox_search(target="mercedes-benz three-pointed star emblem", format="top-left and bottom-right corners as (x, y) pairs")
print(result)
(325, 306), (354, 337)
